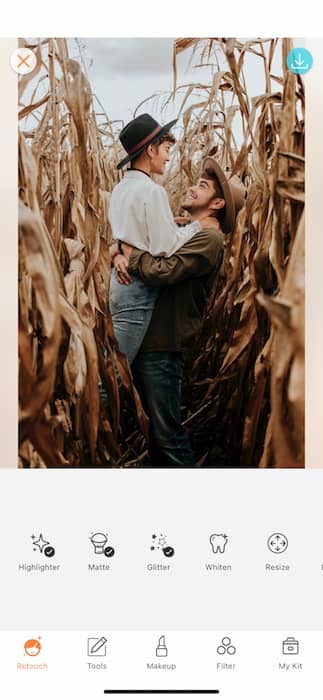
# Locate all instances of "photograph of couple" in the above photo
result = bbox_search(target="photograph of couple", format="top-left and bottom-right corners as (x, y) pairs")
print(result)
(18, 38), (305, 468)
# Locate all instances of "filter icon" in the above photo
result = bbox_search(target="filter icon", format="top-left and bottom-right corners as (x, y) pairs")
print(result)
(156, 635), (168, 657)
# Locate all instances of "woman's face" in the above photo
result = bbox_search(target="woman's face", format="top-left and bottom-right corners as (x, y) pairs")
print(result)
(149, 140), (172, 175)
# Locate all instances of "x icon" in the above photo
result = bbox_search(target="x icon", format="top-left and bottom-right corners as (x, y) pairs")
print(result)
(10, 47), (37, 75)
(17, 53), (31, 68)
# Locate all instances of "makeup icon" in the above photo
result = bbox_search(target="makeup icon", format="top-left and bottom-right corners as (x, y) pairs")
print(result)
(156, 635), (168, 657)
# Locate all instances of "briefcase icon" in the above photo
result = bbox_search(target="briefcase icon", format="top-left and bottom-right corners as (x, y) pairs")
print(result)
(282, 637), (299, 655)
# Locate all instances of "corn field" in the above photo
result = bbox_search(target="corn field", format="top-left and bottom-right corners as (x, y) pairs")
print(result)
(18, 37), (305, 468)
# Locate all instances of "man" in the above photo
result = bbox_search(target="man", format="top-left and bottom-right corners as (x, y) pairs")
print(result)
(113, 157), (245, 466)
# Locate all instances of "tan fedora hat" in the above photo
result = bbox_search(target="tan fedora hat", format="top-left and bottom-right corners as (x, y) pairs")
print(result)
(203, 156), (246, 234)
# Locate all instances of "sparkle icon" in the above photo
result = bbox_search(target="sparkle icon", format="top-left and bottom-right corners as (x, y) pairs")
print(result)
(31, 533), (55, 558)
(31, 534), (50, 554)
(150, 533), (175, 558)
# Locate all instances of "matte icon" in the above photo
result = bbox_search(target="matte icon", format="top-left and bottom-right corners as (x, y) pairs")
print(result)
(90, 532), (115, 558)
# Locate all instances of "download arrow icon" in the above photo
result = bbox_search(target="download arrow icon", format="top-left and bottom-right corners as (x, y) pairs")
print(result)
(287, 47), (313, 75)
(294, 53), (305, 67)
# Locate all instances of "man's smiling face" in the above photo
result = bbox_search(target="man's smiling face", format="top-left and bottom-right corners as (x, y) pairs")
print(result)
(183, 177), (223, 214)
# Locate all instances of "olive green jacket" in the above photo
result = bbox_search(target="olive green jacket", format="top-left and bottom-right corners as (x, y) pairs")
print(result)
(129, 227), (224, 353)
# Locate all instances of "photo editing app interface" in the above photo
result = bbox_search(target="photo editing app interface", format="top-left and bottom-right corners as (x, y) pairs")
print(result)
(2, 35), (322, 699)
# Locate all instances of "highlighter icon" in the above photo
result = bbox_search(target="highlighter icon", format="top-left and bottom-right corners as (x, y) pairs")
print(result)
(156, 635), (168, 657)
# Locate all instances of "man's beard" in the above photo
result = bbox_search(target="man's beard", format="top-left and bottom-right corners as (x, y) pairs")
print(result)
(181, 203), (194, 214)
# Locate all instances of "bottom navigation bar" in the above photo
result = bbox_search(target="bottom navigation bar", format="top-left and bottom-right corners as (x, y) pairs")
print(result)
(0, 630), (320, 700)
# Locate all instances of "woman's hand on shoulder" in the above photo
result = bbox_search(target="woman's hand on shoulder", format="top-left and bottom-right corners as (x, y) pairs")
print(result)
(199, 216), (221, 231)
(174, 215), (192, 226)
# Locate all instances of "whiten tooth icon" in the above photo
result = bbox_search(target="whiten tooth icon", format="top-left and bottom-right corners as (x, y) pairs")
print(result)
(210, 533), (228, 554)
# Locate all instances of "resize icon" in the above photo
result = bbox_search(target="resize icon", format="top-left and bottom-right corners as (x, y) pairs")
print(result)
(267, 533), (288, 554)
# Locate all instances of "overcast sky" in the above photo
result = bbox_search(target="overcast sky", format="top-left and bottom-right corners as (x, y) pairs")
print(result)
(21, 38), (289, 146)
(70, 38), (284, 133)
(74, 38), (180, 124)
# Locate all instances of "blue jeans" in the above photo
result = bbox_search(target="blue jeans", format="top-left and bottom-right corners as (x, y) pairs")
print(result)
(109, 270), (159, 365)
(132, 351), (196, 467)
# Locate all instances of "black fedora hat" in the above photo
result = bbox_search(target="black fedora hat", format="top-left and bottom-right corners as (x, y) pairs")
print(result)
(117, 113), (177, 170)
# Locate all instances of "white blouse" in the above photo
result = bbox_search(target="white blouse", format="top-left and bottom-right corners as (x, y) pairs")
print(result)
(109, 169), (201, 257)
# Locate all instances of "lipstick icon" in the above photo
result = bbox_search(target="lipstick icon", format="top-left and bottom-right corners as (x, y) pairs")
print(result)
(156, 635), (168, 657)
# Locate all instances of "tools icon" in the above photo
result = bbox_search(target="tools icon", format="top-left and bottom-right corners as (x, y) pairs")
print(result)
(267, 533), (288, 554)
(217, 637), (236, 655)
(87, 637), (108, 657)
(90, 533), (115, 558)
(156, 635), (168, 657)
(150, 534), (175, 558)
(31, 534), (55, 558)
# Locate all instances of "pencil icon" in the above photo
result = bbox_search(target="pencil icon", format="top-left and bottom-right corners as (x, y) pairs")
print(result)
(88, 636), (108, 656)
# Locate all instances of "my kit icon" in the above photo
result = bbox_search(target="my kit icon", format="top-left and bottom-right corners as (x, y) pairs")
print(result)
(282, 637), (299, 655)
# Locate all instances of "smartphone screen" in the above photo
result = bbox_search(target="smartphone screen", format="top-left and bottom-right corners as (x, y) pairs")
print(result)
(0, 16), (322, 700)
